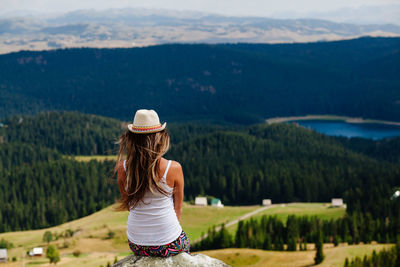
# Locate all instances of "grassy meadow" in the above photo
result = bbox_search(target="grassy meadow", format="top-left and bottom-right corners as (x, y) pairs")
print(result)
(201, 244), (393, 267)
(0, 203), (362, 267)
(67, 155), (117, 162)
(226, 203), (346, 234)
(250, 203), (345, 221)
(0, 203), (257, 267)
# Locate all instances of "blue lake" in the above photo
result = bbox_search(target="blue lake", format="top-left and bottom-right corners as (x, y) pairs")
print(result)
(289, 120), (400, 140)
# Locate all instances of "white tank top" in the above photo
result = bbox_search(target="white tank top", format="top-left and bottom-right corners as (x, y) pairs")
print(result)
(124, 160), (182, 246)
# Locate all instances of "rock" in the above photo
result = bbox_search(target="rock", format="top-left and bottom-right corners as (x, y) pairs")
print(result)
(112, 252), (230, 267)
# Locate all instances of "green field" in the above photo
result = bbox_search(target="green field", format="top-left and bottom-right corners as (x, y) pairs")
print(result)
(0, 203), (357, 267)
(181, 205), (259, 241)
(0, 203), (258, 267)
(253, 203), (345, 221)
(201, 244), (393, 267)
(227, 203), (346, 234)
(67, 155), (117, 162)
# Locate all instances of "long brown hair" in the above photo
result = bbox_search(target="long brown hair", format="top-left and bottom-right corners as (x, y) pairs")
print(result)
(115, 129), (170, 210)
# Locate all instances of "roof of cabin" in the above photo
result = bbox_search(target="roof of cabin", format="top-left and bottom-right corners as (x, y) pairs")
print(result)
(211, 198), (221, 204)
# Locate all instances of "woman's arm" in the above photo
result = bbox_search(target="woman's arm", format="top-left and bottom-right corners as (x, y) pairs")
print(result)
(169, 161), (184, 221)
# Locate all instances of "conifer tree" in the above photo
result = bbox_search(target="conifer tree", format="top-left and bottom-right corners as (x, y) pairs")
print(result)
(314, 229), (325, 265)
(263, 235), (272, 250)
(344, 258), (349, 267)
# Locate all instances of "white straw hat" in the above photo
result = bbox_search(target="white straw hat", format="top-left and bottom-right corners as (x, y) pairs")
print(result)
(127, 109), (166, 134)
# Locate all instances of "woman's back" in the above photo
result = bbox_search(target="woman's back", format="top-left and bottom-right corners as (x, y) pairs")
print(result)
(124, 159), (182, 245)
(115, 109), (189, 257)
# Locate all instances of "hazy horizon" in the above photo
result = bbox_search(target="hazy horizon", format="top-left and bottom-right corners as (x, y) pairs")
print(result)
(0, 0), (399, 25)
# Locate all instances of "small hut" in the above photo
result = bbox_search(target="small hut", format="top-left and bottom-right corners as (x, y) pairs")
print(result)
(29, 247), (43, 257)
(262, 199), (272, 206)
(195, 197), (208, 206)
(331, 198), (343, 207)
(0, 249), (7, 262)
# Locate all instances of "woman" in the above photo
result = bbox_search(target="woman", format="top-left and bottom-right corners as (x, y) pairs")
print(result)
(115, 109), (190, 257)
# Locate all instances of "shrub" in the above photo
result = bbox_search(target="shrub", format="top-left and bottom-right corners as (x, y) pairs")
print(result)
(72, 250), (81, 257)
(0, 238), (14, 249)
(46, 245), (60, 264)
(106, 230), (115, 239)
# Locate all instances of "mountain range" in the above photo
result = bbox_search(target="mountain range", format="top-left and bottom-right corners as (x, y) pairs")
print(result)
(1, 8), (400, 54)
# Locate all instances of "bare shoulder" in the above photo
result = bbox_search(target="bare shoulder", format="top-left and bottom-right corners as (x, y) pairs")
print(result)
(164, 160), (183, 187)
(168, 160), (183, 176)
(169, 160), (182, 170)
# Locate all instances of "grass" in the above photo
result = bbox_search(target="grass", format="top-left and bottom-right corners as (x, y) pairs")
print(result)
(0, 203), (374, 267)
(0, 203), (258, 266)
(68, 155), (117, 162)
(227, 203), (346, 234)
(200, 243), (393, 267)
(26, 261), (49, 265)
(253, 203), (345, 221)
(65, 253), (89, 258)
(181, 205), (259, 241)
(0, 203), (258, 246)
(118, 252), (131, 257)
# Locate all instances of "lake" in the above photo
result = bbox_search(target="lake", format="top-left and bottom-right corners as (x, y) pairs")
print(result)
(290, 120), (400, 140)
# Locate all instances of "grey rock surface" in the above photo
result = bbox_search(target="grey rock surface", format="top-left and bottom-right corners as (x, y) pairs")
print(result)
(112, 253), (230, 267)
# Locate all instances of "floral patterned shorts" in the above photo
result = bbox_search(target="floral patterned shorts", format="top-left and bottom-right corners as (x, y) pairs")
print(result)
(128, 230), (190, 257)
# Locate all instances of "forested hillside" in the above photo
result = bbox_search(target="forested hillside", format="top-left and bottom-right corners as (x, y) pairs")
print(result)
(0, 112), (121, 231)
(0, 112), (399, 232)
(0, 37), (399, 123)
(335, 136), (400, 163)
(2, 112), (123, 155)
(0, 159), (115, 232)
(168, 124), (400, 205)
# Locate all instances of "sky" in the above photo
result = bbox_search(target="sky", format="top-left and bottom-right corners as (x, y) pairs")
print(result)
(0, 0), (399, 17)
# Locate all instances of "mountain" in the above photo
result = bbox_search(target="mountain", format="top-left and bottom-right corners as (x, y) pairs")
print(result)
(0, 37), (399, 123)
(0, 8), (400, 54)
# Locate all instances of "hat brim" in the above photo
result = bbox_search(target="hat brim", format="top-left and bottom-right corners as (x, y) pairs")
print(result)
(128, 122), (167, 134)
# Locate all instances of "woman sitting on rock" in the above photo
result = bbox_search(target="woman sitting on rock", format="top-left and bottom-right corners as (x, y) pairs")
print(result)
(115, 109), (190, 257)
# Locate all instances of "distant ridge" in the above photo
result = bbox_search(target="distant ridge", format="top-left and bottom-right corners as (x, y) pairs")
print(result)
(0, 36), (399, 123)
(0, 8), (400, 54)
